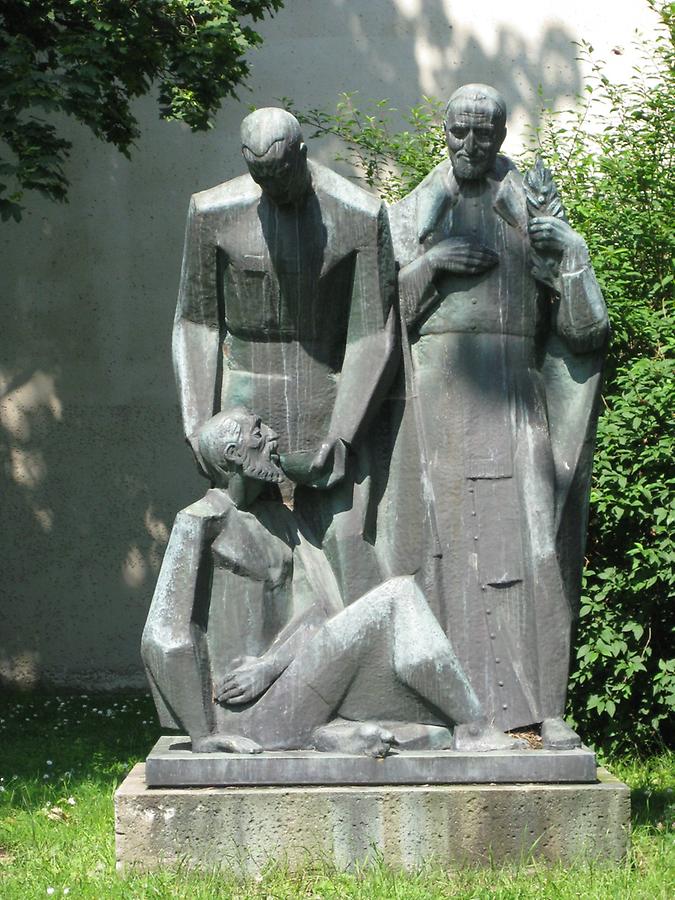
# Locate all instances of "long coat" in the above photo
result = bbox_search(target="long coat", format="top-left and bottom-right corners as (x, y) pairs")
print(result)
(172, 159), (397, 604)
(378, 156), (609, 729)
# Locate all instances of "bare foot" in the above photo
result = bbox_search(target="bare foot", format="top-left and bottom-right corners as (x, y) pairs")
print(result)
(312, 720), (397, 758)
(541, 718), (581, 750)
(453, 722), (527, 752)
(377, 721), (454, 751)
(191, 733), (263, 754)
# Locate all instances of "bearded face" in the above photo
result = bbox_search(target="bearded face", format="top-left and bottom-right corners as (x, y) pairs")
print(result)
(197, 410), (284, 487)
(237, 417), (284, 483)
(445, 98), (506, 181)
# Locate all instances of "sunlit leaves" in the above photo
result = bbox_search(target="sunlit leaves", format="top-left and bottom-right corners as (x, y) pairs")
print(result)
(0, 0), (283, 218)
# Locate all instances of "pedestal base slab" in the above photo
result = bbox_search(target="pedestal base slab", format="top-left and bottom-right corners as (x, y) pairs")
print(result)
(115, 763), (630, 874)
(145, 736), (597, 786)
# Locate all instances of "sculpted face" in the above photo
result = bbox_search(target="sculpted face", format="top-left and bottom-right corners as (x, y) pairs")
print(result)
(240, 108), (309, 207)
(199, 410), (283, 485)
(236, 415), (283, 483)
(445, 89), (506, 181)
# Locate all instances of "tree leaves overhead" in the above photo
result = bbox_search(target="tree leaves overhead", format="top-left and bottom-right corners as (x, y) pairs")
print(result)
(0, 0), (283, 220)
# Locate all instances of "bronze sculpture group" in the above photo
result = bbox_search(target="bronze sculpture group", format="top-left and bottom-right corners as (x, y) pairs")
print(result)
(142, 86), (609, 758)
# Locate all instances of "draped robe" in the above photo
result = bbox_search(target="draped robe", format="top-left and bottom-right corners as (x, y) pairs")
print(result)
(379, 157), (608, 729)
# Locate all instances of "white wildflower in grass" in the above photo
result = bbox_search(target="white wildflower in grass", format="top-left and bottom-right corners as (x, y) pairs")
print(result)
(47, 889), (55, 896)
(46, 760), (53, 766)
(43, 774), (50, 780)
(67, 797), (76, 806)
(63, 890), (70, 896)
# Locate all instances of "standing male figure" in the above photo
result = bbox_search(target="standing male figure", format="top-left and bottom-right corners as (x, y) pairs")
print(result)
(173, 109), (396, 601)
(383, 84), (609, 746)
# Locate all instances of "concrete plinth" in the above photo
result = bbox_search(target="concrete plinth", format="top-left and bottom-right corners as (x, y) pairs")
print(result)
(115, 764), (630, 874)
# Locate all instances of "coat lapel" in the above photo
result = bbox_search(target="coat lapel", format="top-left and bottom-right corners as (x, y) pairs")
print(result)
(413, 159), (527, 246)
(493, 169), (528, 232)
(416, 163), (459, 245)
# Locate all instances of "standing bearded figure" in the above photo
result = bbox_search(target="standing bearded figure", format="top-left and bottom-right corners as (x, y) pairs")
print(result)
(382, 84), (609, 747)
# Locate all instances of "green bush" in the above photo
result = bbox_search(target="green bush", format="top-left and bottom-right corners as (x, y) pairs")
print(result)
(289, 1), (674, 754)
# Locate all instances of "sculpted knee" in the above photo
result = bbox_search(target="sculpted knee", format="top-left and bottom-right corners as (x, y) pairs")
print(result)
(141, 626), (193, 670)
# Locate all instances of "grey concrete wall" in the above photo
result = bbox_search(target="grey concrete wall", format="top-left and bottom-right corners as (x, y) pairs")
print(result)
(0, 0), (659, 689)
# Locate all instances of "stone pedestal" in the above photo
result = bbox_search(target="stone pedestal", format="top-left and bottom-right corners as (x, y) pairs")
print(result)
(115, 764), (630, 875)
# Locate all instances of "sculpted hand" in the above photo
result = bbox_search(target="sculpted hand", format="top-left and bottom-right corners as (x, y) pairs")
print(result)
(427, 237), (499, 275)
(309, 438), (347, 488)
(215, 656), (277, 705)
(528, 217), (583, 255)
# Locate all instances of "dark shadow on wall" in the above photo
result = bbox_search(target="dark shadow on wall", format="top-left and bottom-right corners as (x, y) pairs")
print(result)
(0, 0), (582, 689)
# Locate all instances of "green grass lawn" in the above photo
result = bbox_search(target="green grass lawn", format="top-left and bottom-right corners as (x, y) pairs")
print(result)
(0, 691), (672, 899)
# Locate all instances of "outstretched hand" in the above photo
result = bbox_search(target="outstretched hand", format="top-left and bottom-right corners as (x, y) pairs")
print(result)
(309, 438), (347, 488)
(427, 237), (499, 275)
(215, 656), (277, 705)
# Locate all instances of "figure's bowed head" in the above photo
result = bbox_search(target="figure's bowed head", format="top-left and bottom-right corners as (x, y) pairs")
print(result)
(444, 84), (507, 182)
(240, 107), (311, 207)
(198, 409), (284, 507)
